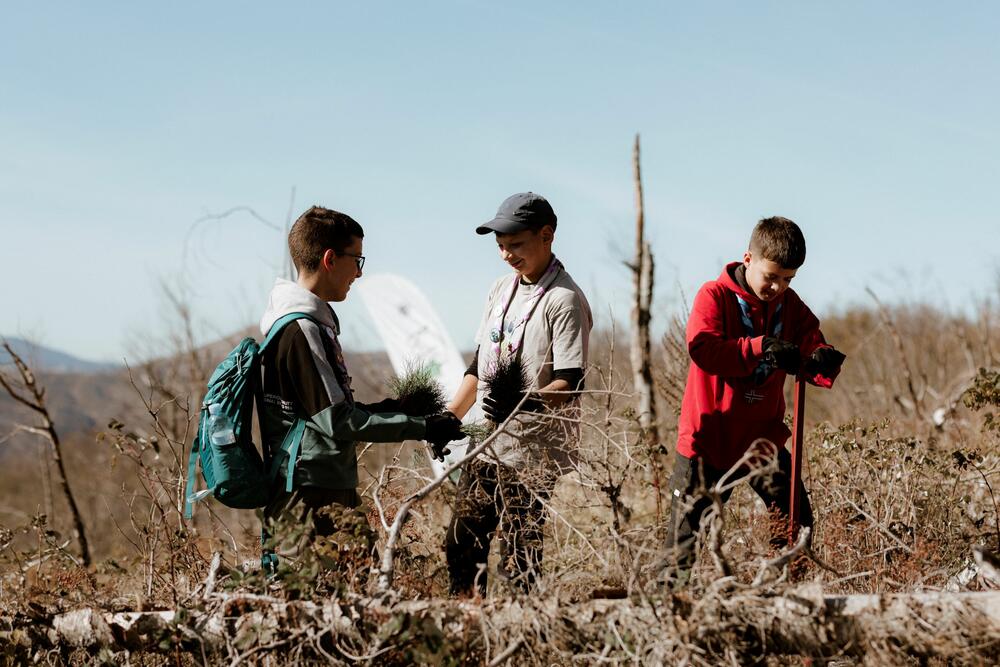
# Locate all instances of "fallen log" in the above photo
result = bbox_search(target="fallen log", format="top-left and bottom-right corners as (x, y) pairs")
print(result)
(697, 584), (1000, 660)
(2, 588), (998, 664)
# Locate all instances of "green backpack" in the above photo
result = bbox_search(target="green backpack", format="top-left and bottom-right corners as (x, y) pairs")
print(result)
(184, 312), (316, 519)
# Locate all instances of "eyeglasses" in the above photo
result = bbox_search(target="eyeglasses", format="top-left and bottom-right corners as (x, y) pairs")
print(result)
(336, 252), (365, 271)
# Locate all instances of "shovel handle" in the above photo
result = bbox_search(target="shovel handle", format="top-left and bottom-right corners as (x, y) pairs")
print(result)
(789, 378), (806, 546)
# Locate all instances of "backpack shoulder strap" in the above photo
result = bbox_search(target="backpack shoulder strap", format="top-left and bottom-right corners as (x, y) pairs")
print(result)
(260, 312), (320, 352)
(257, 311), (319, 492)
(274, 418), (307, 492)
(183, 432), (202, 519)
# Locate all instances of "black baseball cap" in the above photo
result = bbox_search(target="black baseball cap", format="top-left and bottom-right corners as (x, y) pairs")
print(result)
(475, 192), (558, 235)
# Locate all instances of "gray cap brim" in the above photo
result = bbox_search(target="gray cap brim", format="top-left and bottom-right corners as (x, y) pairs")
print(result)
(475, 217), (533, 235)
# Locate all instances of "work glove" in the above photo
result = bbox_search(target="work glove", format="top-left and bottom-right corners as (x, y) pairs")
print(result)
(424, 411), (464, 462)
(482, 391), (544, 425)
(762, 337), (801, 375)
(358, 397), (403, 413)
(802, 346), (846, 377)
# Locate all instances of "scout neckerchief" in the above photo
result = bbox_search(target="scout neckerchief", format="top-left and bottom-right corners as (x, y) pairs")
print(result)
(323, 306), (355, 407)
(735, 293), (783, 402)
(486, 255), (563, 373)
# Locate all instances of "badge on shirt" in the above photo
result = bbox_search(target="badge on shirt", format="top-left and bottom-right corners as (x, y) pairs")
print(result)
(744, 389), (765, 404)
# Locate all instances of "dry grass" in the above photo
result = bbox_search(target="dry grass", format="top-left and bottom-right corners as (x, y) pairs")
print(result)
(2, 296), (1000, 663)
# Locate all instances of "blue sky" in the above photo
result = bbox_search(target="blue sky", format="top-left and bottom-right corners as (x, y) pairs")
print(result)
(2, 2), (998, 362)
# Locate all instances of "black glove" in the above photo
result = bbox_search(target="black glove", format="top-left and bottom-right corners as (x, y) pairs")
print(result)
(802, 346), (846, 377)
(482, 391), (544, 424)
(424, 411), (464, 461)
(428, 441), (451, 462)
(358, 397), (403, 413)
(762, 337), (801, 375)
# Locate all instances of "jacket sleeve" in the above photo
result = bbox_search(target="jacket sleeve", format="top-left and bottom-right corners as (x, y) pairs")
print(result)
(329, 405), (427, 442)
(686, 283), (766, 378)
(281, 324), (427, 446)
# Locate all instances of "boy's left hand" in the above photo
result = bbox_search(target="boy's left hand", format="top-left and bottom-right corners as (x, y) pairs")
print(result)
(424, 411), (465, 461)
(482, 391), (544, 424)
(803, 347), (846, 377)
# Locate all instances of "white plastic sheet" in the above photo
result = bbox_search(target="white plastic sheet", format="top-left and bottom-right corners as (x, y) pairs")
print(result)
(358, 273), (480, 477)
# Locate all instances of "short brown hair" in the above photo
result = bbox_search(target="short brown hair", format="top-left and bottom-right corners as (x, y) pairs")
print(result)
(288, 206), (364, 273)
(749, 216), (806, 269)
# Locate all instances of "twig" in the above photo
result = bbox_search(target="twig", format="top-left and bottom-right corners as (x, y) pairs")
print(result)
(202, 551), (222, 600)
(487, 634), (525, 667)
(227, 627), (310, 667)
(376, 399), (529, 592)
(22, 539), (77, 570)
(866, 288), (922, 417)
(837, 493), (914, 555)
(752, 527), (811, 586)
(608, 617), (638, 661)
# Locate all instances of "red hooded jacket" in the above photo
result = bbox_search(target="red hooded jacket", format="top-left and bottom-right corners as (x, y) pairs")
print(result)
(676, 262), (838, 471)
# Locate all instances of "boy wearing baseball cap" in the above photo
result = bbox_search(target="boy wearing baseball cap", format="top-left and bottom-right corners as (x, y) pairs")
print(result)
(443, 192), (593, 596)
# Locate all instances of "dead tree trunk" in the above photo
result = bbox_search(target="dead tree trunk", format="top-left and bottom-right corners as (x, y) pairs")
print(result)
(0, 340), (91, 567)
(629, 134), (665, 519)
(284, 186), (297, 280)
(38, 445), (54, 520)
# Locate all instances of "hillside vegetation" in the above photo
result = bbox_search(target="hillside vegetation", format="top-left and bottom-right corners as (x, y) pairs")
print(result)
(2, 297), (999, 665)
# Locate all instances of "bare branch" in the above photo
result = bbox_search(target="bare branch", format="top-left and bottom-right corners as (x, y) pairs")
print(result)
(0, 340), (91, 566)
(752, 527), (811, 586)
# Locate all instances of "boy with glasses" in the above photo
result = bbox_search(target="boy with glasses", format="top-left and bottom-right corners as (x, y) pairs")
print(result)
(259, 205), (464, 571)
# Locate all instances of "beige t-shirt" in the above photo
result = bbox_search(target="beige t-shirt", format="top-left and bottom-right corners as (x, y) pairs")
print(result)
(474, 263), (593, 472)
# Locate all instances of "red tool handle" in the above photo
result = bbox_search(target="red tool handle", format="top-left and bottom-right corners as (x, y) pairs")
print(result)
(788, 378), (806, 546)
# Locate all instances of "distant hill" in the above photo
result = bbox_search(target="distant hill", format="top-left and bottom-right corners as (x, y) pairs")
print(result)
(0, 369), (143, 446)
(0, 337), (120, 374)
(0, 329), (395, 459)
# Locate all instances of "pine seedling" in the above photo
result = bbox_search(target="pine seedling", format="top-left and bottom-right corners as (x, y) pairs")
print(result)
(482, 356), (531, 409)
(468, 355), (533, 438)
(389, 362), (447, 417)
(460, 421), (494, 444)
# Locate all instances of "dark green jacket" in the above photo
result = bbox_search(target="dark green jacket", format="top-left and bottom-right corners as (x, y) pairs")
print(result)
(259, 279), (425, 489)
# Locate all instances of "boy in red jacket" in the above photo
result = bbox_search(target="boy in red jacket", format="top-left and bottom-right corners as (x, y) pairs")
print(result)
(664, 216), (845, 586)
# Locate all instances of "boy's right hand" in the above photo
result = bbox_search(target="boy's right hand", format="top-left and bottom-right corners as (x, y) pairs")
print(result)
(425, 411), (463, 441)
(424, 411), (464, 461)
(762, 337), (801, 374)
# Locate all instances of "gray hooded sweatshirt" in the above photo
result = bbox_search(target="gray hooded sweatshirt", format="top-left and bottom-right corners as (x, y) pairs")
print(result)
(259, 278), (426, 489)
